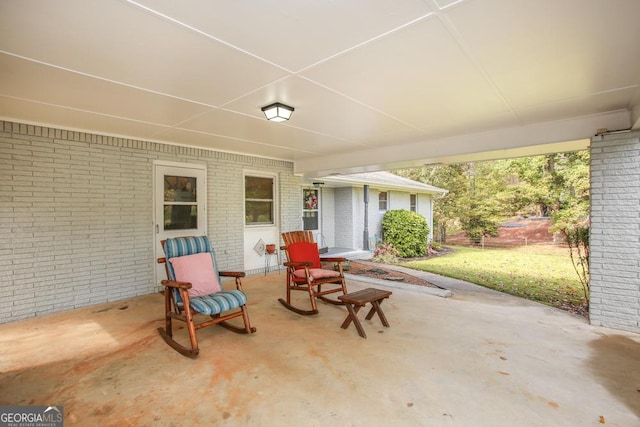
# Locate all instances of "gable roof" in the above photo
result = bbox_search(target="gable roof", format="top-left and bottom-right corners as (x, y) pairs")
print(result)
(318, 171), (447, 195)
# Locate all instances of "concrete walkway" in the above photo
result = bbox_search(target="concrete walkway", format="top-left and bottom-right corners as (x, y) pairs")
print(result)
(0, 271), (638, 426)
(345, 259), (507, 298)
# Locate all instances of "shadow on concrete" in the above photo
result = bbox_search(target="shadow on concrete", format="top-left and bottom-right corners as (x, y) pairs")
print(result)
(587, 334), (640, 418)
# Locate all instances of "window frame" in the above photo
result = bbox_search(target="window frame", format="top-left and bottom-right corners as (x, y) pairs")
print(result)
(302, 188), (319, 231)
(244, 173), (277, 226)
(410, 194), (417, 212)
(378, 191), (388, 211)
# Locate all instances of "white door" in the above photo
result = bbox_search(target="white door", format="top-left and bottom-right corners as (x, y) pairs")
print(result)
(302, 188), (323, 246)
(154, 162), (207, 285)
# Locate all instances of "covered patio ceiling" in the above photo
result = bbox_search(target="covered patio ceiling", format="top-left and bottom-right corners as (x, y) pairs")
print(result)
(1, 0), (639, 177)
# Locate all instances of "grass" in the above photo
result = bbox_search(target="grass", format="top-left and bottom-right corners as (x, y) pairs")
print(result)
(400, 245), (587, 314)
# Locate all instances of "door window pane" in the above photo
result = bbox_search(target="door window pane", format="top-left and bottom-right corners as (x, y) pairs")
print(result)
(164, 175), (197, 230)
(303, 212), (318, 230)
(303, 189), (319, 230)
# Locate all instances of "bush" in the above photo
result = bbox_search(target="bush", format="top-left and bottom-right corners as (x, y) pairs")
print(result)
(372, 242), (400, 264)
(381, 210), (429, 258)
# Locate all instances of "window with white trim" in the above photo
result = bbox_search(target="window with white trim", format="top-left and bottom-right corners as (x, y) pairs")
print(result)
(379, 191), (388, 211)
(245, 175), (274, 225)
(410, 194), (417, 212)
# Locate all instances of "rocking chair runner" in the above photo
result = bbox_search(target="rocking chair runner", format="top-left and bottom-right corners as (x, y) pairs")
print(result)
(279, 231), (349, 315)
(157, 236), (256, 357)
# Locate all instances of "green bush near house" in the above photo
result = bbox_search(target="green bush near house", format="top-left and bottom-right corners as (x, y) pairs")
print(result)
(381, 209), (429, 258)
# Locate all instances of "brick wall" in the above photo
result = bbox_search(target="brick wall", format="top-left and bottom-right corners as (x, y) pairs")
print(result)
(0, 121), (296, 323)
(279, 172), (303, 238)
(320, 187), (336, 247)
(589, 131), (640, 333)
(333, 187), (354, 248)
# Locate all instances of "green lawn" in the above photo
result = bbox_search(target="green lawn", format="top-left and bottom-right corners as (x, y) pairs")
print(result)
(400, 245), (587, 314)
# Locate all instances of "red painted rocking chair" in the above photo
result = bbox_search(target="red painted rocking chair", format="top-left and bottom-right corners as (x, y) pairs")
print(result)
(278, 231), (349, 315)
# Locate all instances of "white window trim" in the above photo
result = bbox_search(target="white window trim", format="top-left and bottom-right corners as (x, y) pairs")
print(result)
(243, 170), (279, 228)
(379, 191), (388, 211)
(410, 194), (417, 212)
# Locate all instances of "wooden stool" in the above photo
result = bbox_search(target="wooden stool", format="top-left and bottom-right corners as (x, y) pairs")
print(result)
(338, 288), (392, 338)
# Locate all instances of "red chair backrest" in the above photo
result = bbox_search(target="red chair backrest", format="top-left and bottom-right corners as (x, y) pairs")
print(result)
(287, 241), (321, 269)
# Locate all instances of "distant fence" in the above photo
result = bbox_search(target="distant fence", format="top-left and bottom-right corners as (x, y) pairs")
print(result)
(436, 236), (567, 249)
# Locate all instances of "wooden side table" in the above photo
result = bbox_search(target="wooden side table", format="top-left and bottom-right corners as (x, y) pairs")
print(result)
(338, 288), (392, 338)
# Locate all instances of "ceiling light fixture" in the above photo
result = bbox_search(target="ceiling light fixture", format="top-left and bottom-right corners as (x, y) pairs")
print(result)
(261, 102), (294, 122)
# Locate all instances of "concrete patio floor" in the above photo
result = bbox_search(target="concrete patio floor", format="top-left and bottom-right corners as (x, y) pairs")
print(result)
(1, 271), (639, 426)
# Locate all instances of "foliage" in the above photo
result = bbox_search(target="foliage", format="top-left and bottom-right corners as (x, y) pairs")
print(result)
(429, 241), (442, 251)
(401, 245), (587, 315)
(381, 210), (429, 257)
(372, 242), (400, 264)
(458, 162), (502, 241)
(396, 164), (459, 241)
(394, 150), (591, 287)
(554, 214), (590, 301)
(396, 162), (502, 242)
(459, 209), (499, 242)
(395, 151), (589, 234)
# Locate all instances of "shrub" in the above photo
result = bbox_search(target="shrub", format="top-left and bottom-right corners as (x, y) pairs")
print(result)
(460, 210), (499, 243)
(372, 242), (400, 264)
(381, 209), (429, 258)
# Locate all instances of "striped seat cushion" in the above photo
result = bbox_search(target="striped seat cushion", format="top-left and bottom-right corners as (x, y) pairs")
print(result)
(163, 236), (244, 311)
(190, 290), (248, 315)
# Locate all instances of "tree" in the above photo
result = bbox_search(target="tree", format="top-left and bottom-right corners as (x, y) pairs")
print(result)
(396, 161), (503, 243)
(395, 150), (591, 302)
(397, 163), (467, 241)
(546, 151), (591, 301)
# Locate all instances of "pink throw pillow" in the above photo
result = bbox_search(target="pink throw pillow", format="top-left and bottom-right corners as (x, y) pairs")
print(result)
(169, 252), (221, 297)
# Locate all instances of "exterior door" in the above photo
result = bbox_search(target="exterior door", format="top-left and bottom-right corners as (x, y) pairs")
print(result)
(154, 161), (207, 285)
(302, 188), (322, 245)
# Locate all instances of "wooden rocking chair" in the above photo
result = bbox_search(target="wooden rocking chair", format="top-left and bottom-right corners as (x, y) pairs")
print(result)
(278, 230), (349, 315)
(157, 236), (256, 357)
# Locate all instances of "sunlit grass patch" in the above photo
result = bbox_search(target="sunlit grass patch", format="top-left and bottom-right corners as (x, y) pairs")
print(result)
(401, 245), (586, 314)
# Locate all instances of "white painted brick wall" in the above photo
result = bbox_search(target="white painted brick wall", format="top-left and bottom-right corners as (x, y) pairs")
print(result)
(279, 173), (303, 237)
(589, 131), (640, 333)
(1, 121), (296, 323)
(333, 187), (354, 248)
(320, 187), (336, 247)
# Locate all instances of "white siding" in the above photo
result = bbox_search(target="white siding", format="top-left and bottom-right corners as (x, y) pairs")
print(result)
(417, 194), (434, 241)
(389, 190), (410, 211)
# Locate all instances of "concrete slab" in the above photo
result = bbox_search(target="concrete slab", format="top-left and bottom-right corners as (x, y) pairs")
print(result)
(0, 273), (638, 426)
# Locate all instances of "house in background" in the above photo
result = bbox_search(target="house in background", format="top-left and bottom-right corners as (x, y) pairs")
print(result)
(297, 172), (447, 258)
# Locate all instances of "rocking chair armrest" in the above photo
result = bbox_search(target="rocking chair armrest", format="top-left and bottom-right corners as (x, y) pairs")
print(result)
(161, 279), (192, 290)
(284, 261), (313, 268)
(219, 271), (246, 278)
(320, 257), (348, 263)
